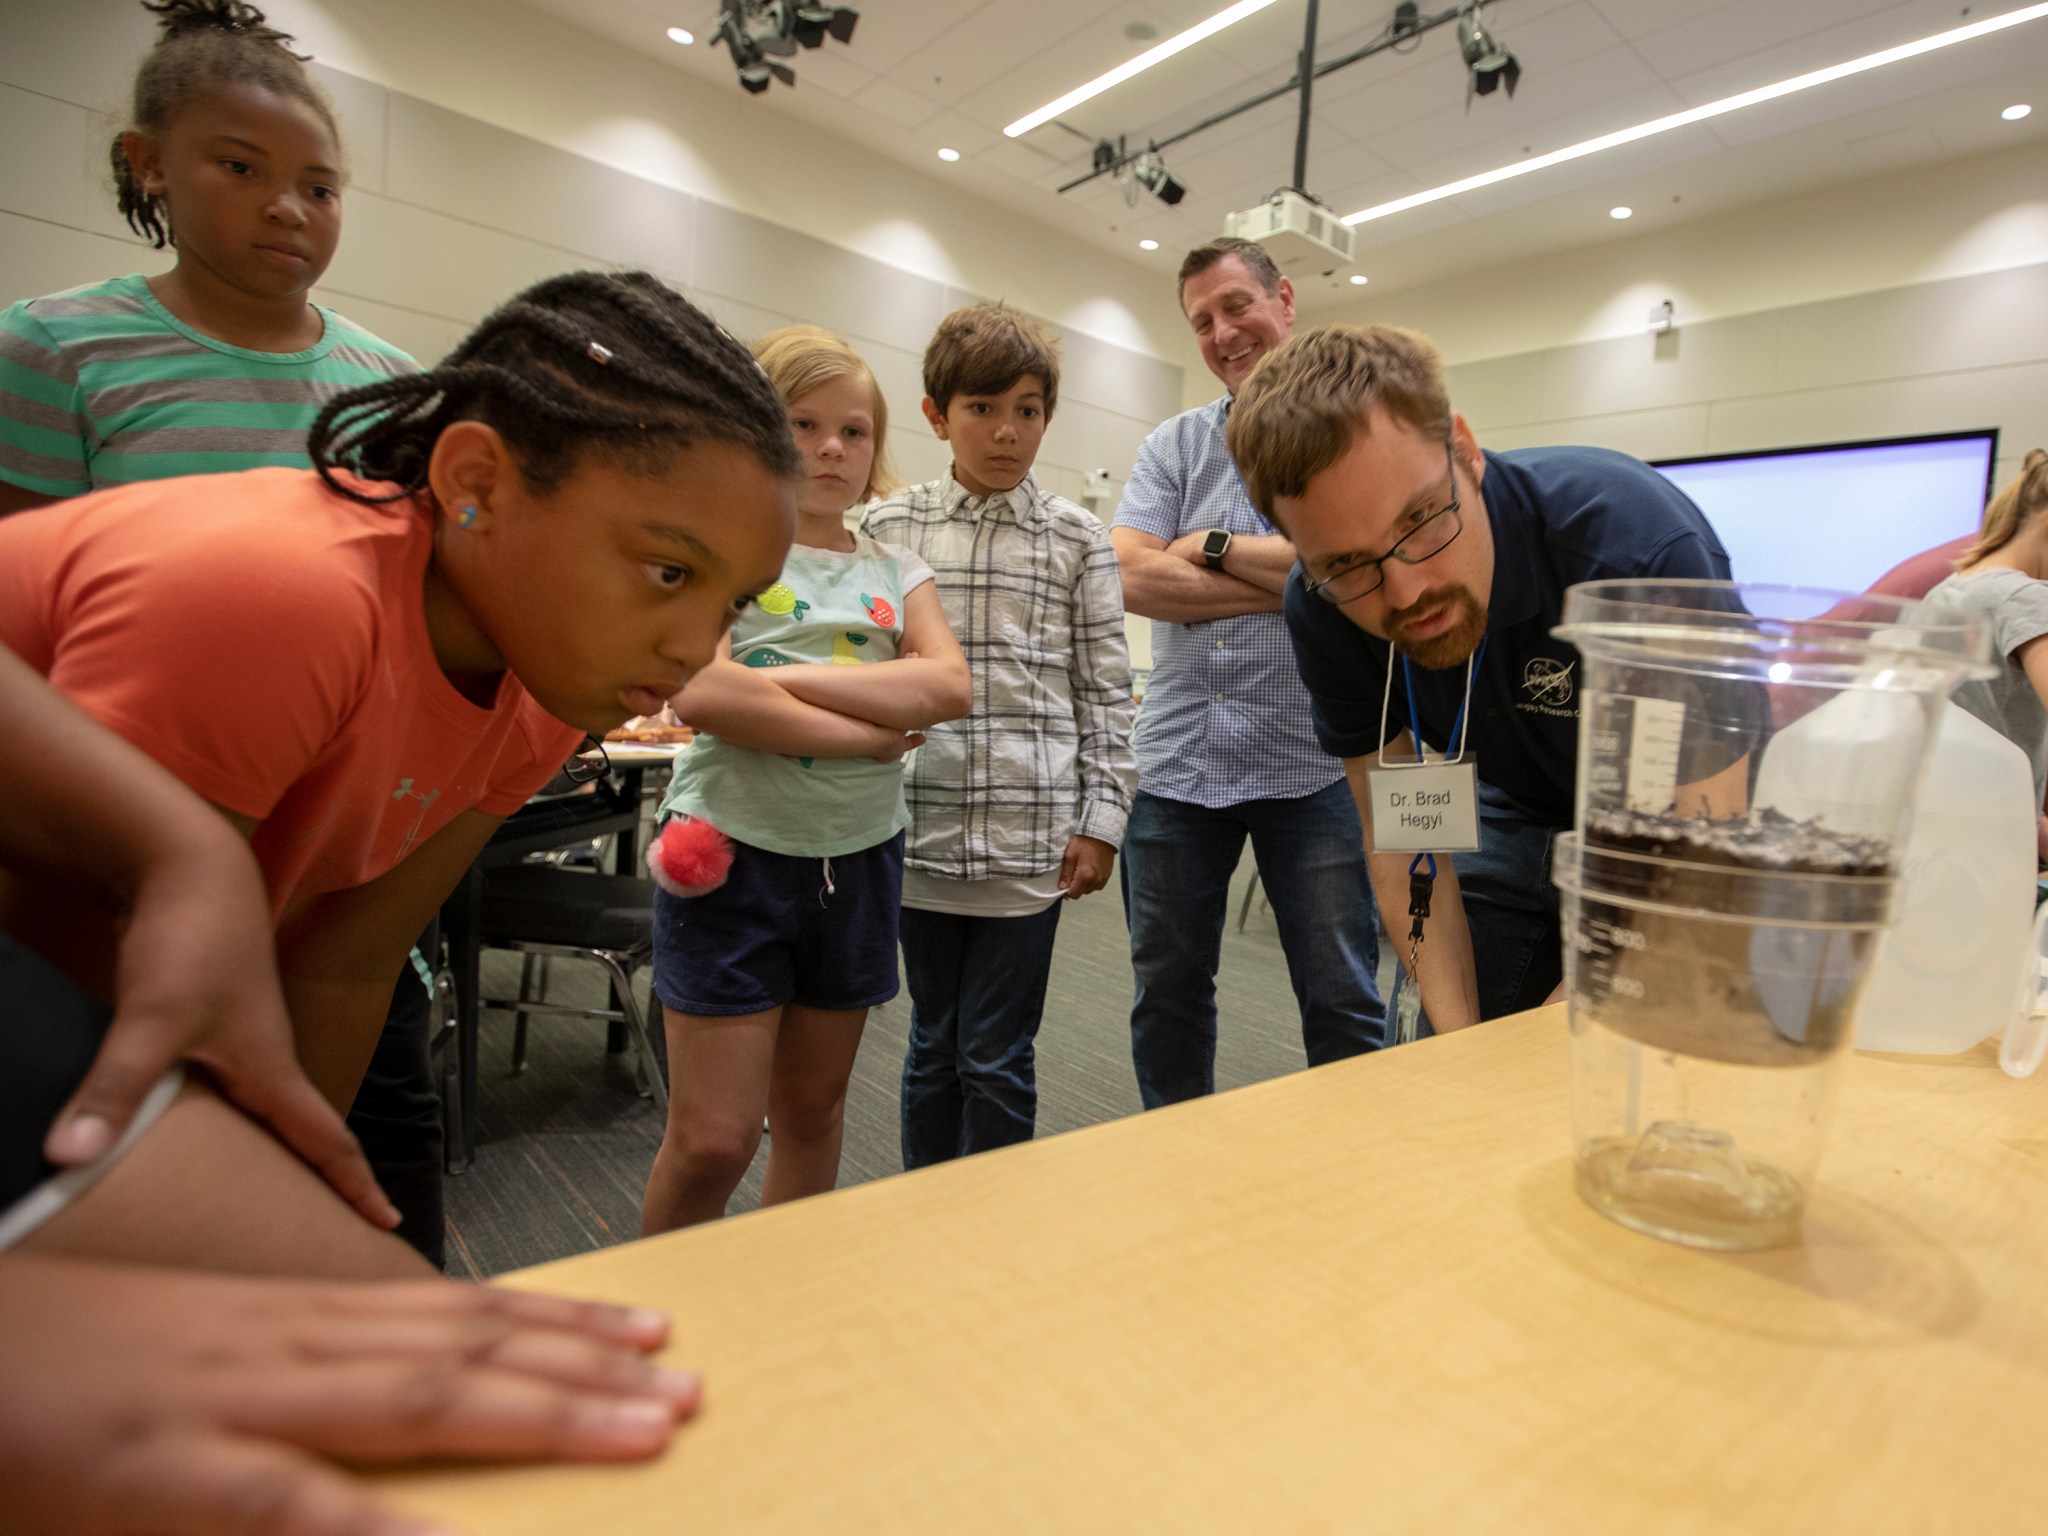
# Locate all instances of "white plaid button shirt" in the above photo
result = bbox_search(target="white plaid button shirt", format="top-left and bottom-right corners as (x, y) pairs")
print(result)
(862, 473), (1138, 880)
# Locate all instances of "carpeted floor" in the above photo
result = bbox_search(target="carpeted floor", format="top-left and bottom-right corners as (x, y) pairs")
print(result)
(444, 848), (1383, 1279)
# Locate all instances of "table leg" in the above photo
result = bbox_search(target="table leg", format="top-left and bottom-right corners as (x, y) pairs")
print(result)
(612, 765), (647, 875)
(442, 861), (484, 1172)
(606, 765), (648, 1054)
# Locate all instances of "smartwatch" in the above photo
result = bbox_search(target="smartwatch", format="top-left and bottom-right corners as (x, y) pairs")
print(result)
(1201, 528), (1233, 571)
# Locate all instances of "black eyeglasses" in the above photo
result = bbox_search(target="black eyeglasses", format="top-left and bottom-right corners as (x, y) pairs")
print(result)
(1301, 441), (1464, 607)
(561, 735), (613, 785)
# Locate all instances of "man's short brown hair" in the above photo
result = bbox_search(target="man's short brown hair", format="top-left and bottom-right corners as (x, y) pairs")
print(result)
(1177, 237), (1283, 304)
(922, 302), (1061, 416)
(1226, 324), (1453, 524)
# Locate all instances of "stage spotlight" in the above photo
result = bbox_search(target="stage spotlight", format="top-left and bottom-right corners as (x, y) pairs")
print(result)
(793, 7), (828, 47)
(1129, 150), (1187, 206)
(714, 1), (857, 93)
(1457, 2), (1520, 102)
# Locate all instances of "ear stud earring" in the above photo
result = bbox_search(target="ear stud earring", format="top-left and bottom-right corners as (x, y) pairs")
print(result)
(455, 503), (479, 528)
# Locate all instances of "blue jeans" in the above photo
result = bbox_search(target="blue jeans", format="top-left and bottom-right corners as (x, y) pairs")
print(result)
(899, 901), (1063, 1169)
(1397, 782), (1564, 1031)
(1122, 783), (1385, 1109)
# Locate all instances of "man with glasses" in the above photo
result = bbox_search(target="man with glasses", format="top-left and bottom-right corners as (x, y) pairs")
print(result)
(1109, 239), (1385, 1109)
(1230, 324), (1730, 1032)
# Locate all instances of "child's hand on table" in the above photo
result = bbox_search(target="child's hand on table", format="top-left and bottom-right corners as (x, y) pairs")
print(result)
(0, 1255), (702, 1536)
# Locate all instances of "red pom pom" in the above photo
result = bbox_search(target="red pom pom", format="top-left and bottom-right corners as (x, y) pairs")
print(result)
(647, 817), (734, 897)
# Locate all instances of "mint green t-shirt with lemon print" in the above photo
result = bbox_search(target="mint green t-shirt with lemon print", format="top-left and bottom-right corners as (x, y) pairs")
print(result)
(659, 535), (937, 858)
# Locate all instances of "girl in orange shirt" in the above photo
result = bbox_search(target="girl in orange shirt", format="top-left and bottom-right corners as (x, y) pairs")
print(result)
(0, 269), (797, 1278)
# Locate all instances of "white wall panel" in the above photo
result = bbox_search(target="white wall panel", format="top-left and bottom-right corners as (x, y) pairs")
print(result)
(0, 85), (97, 231)
(0, 209), (157, 302)
(1441, 265), (2048, 566)
(316, 191), (579, 329)
(384, 95), (694, 279)
(690, 201), (951, 361)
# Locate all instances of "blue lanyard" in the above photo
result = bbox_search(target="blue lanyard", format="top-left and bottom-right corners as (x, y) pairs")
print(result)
(1398, 635), (1486, 882)
(1399, 634), (1487, 762)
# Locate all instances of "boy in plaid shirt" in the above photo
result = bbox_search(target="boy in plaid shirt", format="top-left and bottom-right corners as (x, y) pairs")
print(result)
(863, 305), (1138, 1167)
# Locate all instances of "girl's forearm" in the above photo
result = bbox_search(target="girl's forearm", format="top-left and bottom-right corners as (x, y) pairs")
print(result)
(672, 663), (904, 758)
(766, 659), (973, 731)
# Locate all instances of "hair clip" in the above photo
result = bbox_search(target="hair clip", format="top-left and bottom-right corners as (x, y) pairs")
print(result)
(587, 341), (614, 365)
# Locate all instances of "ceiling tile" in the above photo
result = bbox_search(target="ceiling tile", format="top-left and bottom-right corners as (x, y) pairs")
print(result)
(1628, 0), (1959, 81)
(849, 75), (945, 130)
(980, 3), (1269, 146)
(780, 44), (874, 100)
(1357, 49), (1680, 173)
(918, 106), (1006, 158)
(529, 0), (2048, 319)
(885, 0), (1105, 108)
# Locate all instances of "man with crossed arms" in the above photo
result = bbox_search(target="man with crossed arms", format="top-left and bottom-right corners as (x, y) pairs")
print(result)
(1111, 239), (1384, 1105)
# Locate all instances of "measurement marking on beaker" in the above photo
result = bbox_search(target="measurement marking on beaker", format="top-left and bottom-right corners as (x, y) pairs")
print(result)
(1624, 696), (1686, 814)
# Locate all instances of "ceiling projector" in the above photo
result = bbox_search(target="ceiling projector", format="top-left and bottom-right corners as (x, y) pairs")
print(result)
(1222, 190), (1355, 277)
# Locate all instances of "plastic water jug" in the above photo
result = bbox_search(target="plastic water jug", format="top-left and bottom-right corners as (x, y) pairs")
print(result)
(1758, 696), (2042, 1056)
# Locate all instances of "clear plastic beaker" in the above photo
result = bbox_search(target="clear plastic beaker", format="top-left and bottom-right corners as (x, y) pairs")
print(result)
(1554, 833), (1895, 1248)
(1551, 582), (1991, 1249)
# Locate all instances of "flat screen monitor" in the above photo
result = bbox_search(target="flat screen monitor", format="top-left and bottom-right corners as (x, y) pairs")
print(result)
(1651, 430), (1998, 593)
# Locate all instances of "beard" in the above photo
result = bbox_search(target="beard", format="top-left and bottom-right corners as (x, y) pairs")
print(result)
(1386, 586), (1487, 670)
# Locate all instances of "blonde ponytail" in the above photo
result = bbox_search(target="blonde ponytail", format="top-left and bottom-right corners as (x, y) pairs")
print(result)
(1958, 448), (2048, 567)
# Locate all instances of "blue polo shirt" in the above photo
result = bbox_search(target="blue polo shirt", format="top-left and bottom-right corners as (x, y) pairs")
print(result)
(1284, 445), (1731, 828)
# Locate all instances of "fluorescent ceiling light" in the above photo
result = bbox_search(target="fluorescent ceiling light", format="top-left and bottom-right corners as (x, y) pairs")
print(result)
(1348, 273), (1369, 284)
(937, 146), (961, 161)
(1609, 205), (1633, 219)
(1139, 238), (1160, 250)
(1343, 1), (2048, 228)
(1004, 0), (1281, 138)
(666, 25), (693, 44)
(2003, 102), (2033, 119)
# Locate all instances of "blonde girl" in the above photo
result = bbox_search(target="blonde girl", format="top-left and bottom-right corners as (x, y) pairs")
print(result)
(641, 326), (970, 1232)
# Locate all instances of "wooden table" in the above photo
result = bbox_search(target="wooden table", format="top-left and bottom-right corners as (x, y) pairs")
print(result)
(387, 1007), (2048, 1533)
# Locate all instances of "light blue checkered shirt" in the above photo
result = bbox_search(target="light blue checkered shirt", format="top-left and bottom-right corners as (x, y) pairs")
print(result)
(1113, 395), (1343, 808)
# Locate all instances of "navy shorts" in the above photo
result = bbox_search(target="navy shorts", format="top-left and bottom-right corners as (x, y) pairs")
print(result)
(652, 831), (904, 1016)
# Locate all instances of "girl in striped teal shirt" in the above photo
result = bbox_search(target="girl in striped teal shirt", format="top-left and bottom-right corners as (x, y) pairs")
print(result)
(0, 0), (413, 517)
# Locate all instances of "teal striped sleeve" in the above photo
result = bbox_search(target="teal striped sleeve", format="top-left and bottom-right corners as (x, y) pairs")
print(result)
(0, 301), (93, 496)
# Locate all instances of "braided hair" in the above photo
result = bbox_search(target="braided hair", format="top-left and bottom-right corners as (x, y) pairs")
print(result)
(113, 0), (338, 249)
(308, 271), (800, 505)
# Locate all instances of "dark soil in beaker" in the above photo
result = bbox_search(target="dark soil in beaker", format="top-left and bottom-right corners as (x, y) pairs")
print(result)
(1571, 808), (1895, 1066)
(1583, 806), (1893, 877)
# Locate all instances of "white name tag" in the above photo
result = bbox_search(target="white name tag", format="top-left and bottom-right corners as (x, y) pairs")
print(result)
(1368, 759), (1481, 852)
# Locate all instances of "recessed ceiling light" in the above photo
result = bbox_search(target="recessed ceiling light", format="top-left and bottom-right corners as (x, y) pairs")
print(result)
(2003, 102), (2033, 120)
(1348, 273), (1369, 285)
(666, 25), (694, 45)
(937, 147), (961, 162)
(1005, 0), (1282, 138)
(1139, 238), (1160, 250)
(1609, 205), (1633, 219)
(1343, 1), (2048, 229)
